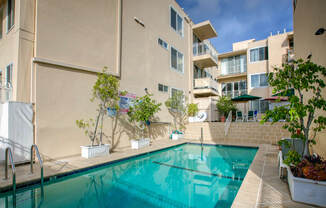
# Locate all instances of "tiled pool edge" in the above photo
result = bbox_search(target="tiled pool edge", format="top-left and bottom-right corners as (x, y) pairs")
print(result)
(1, 139), (270, 208)
(0, 140), (187, 193)
(231, 143), (269, 208)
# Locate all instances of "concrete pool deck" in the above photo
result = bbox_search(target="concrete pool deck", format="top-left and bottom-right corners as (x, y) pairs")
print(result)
(0, 139), (316, 207)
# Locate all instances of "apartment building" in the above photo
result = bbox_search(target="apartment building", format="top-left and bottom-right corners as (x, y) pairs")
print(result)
(192, 22), (219, 121)
(0, 0), (218, 158)
(216, 31), (294, 114)
(292, 0), (326, 157)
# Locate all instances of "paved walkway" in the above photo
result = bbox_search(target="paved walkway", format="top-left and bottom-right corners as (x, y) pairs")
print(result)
(0, 139), (316, 207)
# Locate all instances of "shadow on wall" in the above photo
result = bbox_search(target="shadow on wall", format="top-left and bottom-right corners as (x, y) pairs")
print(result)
(107, 115), (168, 152)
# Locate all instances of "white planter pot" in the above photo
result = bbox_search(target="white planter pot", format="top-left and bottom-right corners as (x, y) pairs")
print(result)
(80, 144), (109, 158)
(131, 138), (150, 149)
(287, 166), (326, 207)
(172, 134), (183, 140)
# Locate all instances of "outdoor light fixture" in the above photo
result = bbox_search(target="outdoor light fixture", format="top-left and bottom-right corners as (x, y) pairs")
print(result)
(144, 88), (148, 94)
(307, 53), (312, 59)
(315, 28), (325, 35)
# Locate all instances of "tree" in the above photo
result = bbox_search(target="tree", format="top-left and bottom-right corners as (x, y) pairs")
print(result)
(216, 96), (236, 117)
(187, 103), (199, 117)
(76, 67), (126, 146)
(261, 59), (326, 156)
(127, 94), (161, 141)
(165, 91), (188, 132)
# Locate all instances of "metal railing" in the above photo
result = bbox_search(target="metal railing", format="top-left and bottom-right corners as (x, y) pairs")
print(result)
(30, 144), (44, 188)
(224, 111), (232, 136)
(193, 41), (218, 62)
(194, 77), (219, 93)
(222, 89), (247, 98)
(3, 147), (16, 206)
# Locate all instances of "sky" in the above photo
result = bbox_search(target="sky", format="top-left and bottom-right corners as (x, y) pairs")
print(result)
(176, 0), (293, 53)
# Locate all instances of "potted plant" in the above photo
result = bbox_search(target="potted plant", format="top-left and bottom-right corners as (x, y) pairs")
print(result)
(216, 96), (236, 122)
(127, 94), (161, 148)
(187, 103), (199, 123)
(165, 91), (191, 140)
(261, 59), (326, 206)
(76, 67), (126, 158)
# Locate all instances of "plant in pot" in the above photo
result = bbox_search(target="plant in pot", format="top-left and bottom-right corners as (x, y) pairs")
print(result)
(187, 103), (199, 123)
(127, 94), (161, 148)
(261, 59), (326, 206)
(216, 96), (236, 122)
(76, 67), (126, 158)
(165, 91), (191, 140)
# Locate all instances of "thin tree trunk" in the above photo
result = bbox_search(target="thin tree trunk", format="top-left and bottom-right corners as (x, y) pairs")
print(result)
(99, 110), (104, 145)
(93, 109), (101, 146)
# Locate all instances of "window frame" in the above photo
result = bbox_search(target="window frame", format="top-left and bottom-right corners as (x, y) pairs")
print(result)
(250, 72), (269, 89)
(158, 83), (169, 93)
(6, 0), (15, 33)
(169, 5), (184, 37)
(158, 38), (169, 50)
(6, 63), (13, 88)
(170, 46), (184, 74)
(0, 6), (3, 39)
(249, 46), (268, 63)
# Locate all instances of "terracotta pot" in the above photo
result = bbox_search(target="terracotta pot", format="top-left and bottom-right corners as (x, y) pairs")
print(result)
(220, 116), (225, 122)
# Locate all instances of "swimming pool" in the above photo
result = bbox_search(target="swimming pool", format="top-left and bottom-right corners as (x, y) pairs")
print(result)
(0, 143), (257, 208)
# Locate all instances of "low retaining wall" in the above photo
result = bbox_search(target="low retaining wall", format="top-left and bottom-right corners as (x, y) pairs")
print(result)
(184, 122), (291, 145)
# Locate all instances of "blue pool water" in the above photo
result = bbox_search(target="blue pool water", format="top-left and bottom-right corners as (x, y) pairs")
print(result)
(0, 144), (257, 208)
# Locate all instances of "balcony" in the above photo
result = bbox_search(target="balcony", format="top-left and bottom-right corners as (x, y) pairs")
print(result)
(192, 20), (217, 41)
(193, 78), (218, 97)
(193, 42), (218, 68)
(222, 89), (247, 98)
(282, 49), (295, 64)
(217, 72), (247, 81)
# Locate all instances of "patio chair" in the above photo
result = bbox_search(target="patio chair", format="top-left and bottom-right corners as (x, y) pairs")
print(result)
(247, 110), (256, 122)
(278, 138), (304, 179)
(235, 111), (244, 122)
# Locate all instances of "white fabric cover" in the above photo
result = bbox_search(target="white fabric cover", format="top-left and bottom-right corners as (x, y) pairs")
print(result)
(0, 102), (34, 163)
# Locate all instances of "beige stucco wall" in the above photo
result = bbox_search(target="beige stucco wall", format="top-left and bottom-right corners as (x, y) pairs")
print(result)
(0, 0), (19, 100)
(232, 39), (255, 51)
(0, 0), (34, 102)
(293, 0), (326, 157)
(247, 39), (269, 98)
(32, 0), (192, 159)
(184, 122), (291, 145)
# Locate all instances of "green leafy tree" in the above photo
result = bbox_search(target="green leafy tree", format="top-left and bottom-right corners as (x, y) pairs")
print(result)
(76, 67), (126, 146)
(127, 94), (161, 141)
(216, 96), (237, 117)
(187, 103), (199, 117)
(261, 59), (326, 156)
(165, 91), (188, 132)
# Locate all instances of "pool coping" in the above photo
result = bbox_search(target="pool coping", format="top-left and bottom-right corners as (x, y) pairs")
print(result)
(0, 139), (270, 208)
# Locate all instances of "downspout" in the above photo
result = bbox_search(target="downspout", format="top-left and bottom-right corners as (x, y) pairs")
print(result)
(116, 0), (122, 77)
(31, 0), (37, 145)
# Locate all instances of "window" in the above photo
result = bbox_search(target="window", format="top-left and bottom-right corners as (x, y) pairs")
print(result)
(158, 38), (168, 50)
(251, 73), (268, 88)
(171, 88), (183, 99)
(193, 65), (212, 79)
(250, 100), (269, 114)
(250, 47), (268, 62)
(7, 0), (15, 31)
(170, 7), (183, 36)
(6, 63), (12, 88)
(0, 69), (2, 85)
(0, 8), (3, 39)
(171, 46), (183, 73)
(158, 84), (168, 92)
(221, 55), (247, 75)
(222, 80), (247, 98)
